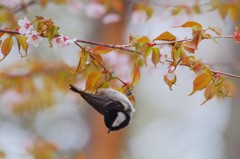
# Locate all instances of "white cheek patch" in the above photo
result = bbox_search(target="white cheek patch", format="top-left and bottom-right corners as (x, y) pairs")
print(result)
(112, 112), (126, 127)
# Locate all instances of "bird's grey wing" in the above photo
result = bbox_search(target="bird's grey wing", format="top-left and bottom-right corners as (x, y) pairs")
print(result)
(70, 84), (124, 115)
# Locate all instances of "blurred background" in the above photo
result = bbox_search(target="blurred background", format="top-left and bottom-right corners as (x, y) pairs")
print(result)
(0, 0), (240, 159)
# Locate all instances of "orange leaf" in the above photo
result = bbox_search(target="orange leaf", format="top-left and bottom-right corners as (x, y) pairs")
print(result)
(131, 62), (141, 86)
(201, 82), (216, 105)
(189, 72), (212, 96)
(93, 46), (112, 54)
(164, 72), (177, 91)
(152, 47), (160, 67)
(1, 36), (13, 61)
(179, 21), (202, 29)
(85, 71), (102, 92)
(217, 80), (237, 97)
(153, 31), (176, 41)
(183, 41), (197, 53)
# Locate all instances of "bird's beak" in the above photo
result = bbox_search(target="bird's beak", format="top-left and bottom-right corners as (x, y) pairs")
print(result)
(107, 129), (111, 134)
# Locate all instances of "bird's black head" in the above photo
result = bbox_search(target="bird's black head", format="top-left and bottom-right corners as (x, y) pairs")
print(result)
(104, 110), (130, 133)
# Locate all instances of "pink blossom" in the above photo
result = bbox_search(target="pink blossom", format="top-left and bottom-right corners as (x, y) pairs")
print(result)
(85, 2), (106, 19)
(26, 30), (42, 47)
(18, 17), (33, 35)
(102, 13), (121, 24)
(52, 35), (77, 50)
(131, 11), (147, 24)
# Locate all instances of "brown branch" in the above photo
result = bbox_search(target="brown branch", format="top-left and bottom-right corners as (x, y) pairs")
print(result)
(12, 0), (37, 13)
(152, 36), (234, 46)
(75, 40), (141, 55)
(0, 28), (239, 79)
(211, 70), (240, 79)
(74, 42), (127, 85)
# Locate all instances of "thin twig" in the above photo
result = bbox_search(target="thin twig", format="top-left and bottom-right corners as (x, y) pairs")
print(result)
(12, 0), (37, 13)
(211, 70), (240, 79)
(74, 41), (127, 85)
(76, 40), (141, 55)
(152, 36), (234, 46)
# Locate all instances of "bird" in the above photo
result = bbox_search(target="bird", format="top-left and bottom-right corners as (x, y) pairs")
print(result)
(69, 84), (135, 133)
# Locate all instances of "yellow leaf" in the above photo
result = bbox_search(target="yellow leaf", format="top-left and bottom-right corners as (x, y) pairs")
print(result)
(189, 73), (212, 96)
(218, 4), (228, 20)
(229, 7), (238, 22)
(17, 35), (28, 52)
(179, 21), (202, 29)
(75, 50), (89, 73)
(93, 46), (112, 54)
(152, 47), (160, 67)
(85, 70), (102, 92)
(1, 36), (13, 61)
(131, 62), (141, 86)
(153, 31), (176, 41)
(201, 82), (216, 105)
(137, 36), (150, 43)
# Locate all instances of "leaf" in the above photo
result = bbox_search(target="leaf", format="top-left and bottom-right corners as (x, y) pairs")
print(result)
(40, 0), (48, 8)
(137, 36), (150, 44)
(75, 50), (89, 73)
(179, 21), (202, 29)
(85, 71), (102, 92)
(171, 6), (182, 15)
(131, 62), (141, 86)
(1, 36), (13, 61)
(91, 53), (104, 69)
(193, 4), (201, 14)
(152, 47), (160, 67)
(201, 82), (216, 105)
(189, 72), (212, 96)
(16, 35), (28, 57)
(217, 80), (237, 97)
(93, 46), (112, 54)
(208, 26), (222, 37)
(153, 31), (176, 41)
(164, 72), (177, 91)
(229, 7), (238, 22)
(218, 4), (228, 20)
(17, 35), (28, 52)
(183, 41), (197, 53)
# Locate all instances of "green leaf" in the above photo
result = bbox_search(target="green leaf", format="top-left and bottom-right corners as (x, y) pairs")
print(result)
(152, 47), (160, 67)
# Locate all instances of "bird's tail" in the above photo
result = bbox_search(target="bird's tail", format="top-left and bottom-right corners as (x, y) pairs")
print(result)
(69, 84), (83, 94)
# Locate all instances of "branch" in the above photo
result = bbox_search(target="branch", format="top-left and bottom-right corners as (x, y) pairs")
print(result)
(12, 0), (37, 13)
(211, 70), (240, 79)
(74, 42), (128, 85)
(76, 39), (141, 55)
(0, 29), (239, 79)
(152, 36), (234, 46)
